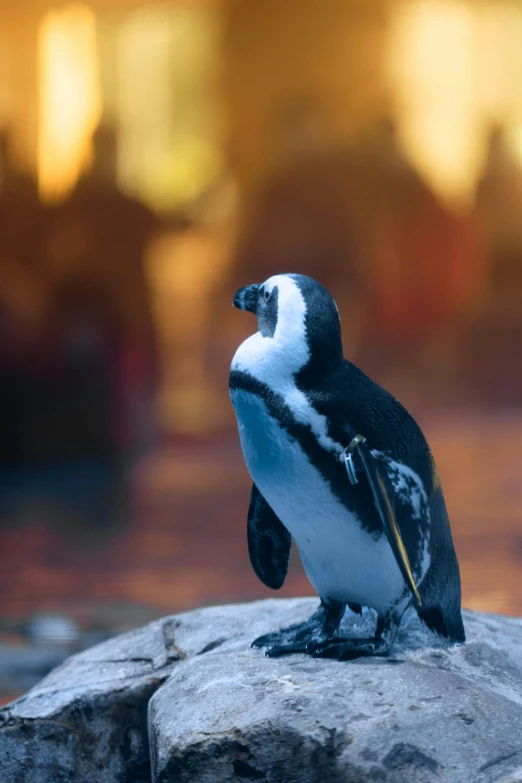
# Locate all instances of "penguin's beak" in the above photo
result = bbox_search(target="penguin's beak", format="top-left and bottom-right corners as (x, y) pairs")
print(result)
(233, 284), (260, 314)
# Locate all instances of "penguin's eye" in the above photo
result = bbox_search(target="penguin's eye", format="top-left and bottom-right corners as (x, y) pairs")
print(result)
(263, 288), (271, 303)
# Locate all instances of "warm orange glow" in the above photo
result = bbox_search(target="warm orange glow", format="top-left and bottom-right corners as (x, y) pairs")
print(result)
(117, 4), (222, 212)
(388, 0), (482, 208)
(147, 229), (232, 432)
(475, 3), (522, 119)
(388, 1), (522, 208)
(38, 3), (102, 202)
(0, 30), (11, 132)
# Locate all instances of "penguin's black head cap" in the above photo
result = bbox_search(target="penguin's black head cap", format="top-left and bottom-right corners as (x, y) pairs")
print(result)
(233, 273), (343, 377)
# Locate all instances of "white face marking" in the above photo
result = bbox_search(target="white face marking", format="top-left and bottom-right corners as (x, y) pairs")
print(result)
(231, 275), (343, 455)
(232, 275), (308, 379)
(231, 390), (407, 610)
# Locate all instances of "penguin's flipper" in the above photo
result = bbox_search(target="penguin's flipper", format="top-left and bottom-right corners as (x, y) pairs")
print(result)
(248, 483), (292, 589)
(356, 444), (422, 610)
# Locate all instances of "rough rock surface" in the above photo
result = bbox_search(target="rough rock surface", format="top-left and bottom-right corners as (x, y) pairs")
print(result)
(1, 598), (521, 783)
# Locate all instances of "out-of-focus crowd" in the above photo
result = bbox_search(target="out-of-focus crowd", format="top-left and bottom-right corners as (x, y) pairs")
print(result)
(1, 114), (522, 535)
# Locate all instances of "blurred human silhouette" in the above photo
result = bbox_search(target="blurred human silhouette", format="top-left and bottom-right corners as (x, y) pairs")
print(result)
(230, 97), (366, 344)
(0, 129), (49, 473)
(0, 127), (39, 203)
(349, 117), (481, 402)
(457, 125), (522, 406)
(0, 125), (162, 537)
(475, 125), (522, 310)
(45, 124), (161, 459)
(0, 128), (47, 349)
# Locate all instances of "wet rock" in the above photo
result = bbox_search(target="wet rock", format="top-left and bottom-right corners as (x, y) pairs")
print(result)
(1, 599), (522, 783)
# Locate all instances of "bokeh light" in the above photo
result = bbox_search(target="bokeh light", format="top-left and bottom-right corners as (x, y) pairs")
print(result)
(38, 3), (102, 202)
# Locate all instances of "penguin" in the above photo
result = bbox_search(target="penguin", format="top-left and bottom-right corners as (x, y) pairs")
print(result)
(229, 273), (465, 659)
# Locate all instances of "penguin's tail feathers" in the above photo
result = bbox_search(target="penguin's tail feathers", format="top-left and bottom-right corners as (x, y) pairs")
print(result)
(416, 488), (466, 644)
(416, 542), (466, 643)
(417, 601), (465, 644)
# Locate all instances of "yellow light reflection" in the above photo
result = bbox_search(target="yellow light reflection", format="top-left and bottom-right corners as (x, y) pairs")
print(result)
(387, 0), (482, 209)
(0, 30), (11, 133)
(38, 3), (102, 202)
(117, 4), (222, 212)
(476, 3), (522, 120)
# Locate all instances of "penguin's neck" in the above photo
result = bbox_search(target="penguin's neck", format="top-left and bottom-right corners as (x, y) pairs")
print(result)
(231, 328), (309, 392)
(231, 330), (344, 457)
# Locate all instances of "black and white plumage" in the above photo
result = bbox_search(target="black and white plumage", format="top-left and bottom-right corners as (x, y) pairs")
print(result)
(229, 274), (465, 659)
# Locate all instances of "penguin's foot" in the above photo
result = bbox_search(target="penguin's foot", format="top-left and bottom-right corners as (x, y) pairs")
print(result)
(310, 636), (390, 660)
(311, 611), (401, 660)
(252, 598), (345, 657)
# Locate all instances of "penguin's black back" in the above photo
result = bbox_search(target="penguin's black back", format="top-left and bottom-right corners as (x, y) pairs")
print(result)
(299, 359), (433, 481)
(299, 358), (465, 642)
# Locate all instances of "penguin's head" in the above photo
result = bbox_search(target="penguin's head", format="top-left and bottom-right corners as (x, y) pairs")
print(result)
(233, 274), (343, 377)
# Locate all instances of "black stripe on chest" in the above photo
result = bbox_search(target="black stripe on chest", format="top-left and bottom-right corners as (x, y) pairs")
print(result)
(230, 369), (384, 537)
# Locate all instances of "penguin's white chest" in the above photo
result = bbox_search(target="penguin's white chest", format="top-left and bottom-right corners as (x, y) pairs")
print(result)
(230, 388), (405, 612)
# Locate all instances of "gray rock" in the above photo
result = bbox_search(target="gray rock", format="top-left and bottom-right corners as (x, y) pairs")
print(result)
(0, 599), (314, 782)
(149, 603), (522, 783)
(1, 598), (522, 783)
(497, 769), (522, 783)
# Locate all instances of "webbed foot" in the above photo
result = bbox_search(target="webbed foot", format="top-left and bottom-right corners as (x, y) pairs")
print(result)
(310, 610), (401, 660)
(252, 599), (345, 657)
(311, 636), (390, 660)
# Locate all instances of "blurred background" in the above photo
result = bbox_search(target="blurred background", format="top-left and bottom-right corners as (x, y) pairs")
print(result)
(1, 0), (521, 702)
